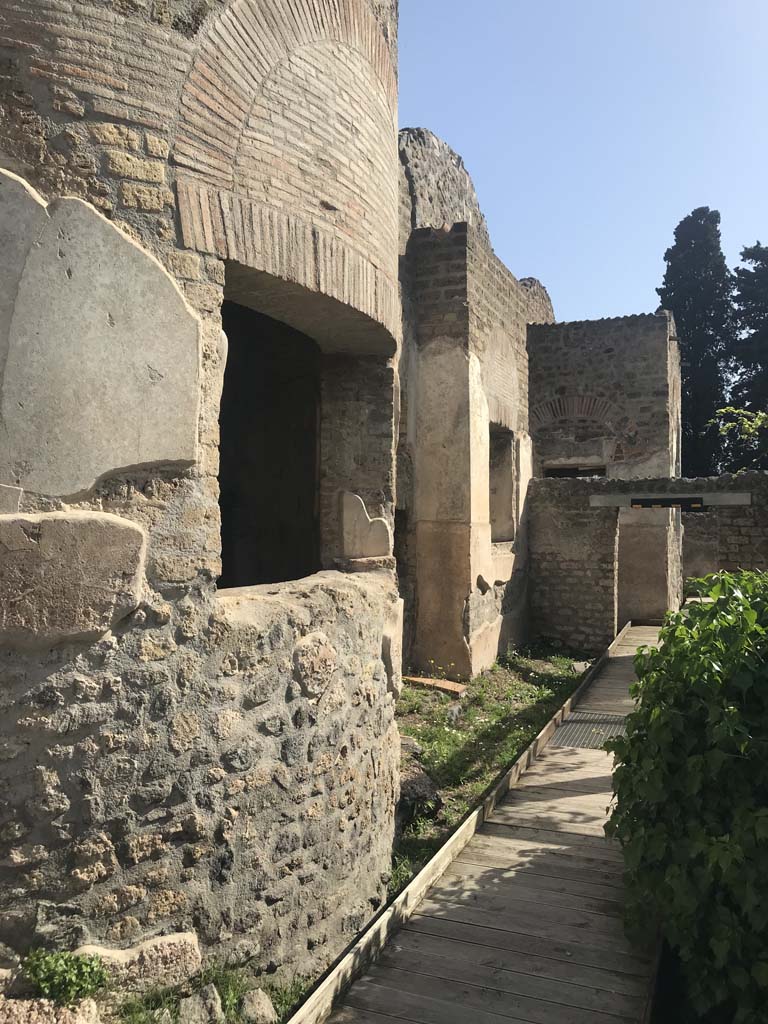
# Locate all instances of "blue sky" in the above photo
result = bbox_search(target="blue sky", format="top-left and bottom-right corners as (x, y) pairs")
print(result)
(398, 0), (768, 322)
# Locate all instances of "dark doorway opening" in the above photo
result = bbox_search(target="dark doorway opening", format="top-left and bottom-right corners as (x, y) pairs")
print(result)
(544, 465), (606, 479)
(218, 301), (321, 588)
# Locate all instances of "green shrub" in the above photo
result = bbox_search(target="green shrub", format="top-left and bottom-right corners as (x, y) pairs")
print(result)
(22, 949), (109, 1007)
(606, 571), (768, 1022)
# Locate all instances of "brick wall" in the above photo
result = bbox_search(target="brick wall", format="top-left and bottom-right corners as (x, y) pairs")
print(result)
(678, 472), (768, 577)
(528, 314), (681, 479)
(528, 479), (619, 654)
(467, 232), (554, 435)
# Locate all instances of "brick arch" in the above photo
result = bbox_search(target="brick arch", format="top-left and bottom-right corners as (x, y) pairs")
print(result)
(174, 0), (396, 185)
(530, 395), (623, 430)
(173, 0), (400, 346)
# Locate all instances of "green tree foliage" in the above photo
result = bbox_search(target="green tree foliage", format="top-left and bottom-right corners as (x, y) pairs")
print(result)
(657, 208), (735, 476)
(732, 243), (768, 411)
(711, 406), (768, 472)
(606, 572), (768, 1022)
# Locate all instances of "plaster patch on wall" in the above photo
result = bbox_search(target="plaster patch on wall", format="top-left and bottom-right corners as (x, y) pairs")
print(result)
(0, 511), (146, 648)
(0, 170), (201, 497)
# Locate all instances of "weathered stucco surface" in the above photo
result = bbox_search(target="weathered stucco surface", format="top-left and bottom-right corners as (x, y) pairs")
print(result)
(617, 508), (682, 626)
(0, 171), (201, 498)
(0, 512), (146, 649)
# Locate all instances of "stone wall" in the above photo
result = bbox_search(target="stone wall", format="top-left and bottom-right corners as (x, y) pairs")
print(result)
(528, 474), (768, 651)
(398, 128), (490, 252)
(678, 473), (768, 578)
(0, 571), (399, 973)
(0, 0), (402, 979)
(528, 314), (681, 479)
(580, 472), (768, 579)
(528, 479), (619, 654)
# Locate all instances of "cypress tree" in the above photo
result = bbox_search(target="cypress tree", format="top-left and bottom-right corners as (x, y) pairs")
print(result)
(657, 207), (735, 476)
(733, 242), (768, 411)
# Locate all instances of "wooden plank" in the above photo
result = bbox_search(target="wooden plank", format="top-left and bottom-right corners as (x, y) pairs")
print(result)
(455, 844), (626, 891)
(422, 875), (629, 934)
(443, 859), (624, 916)
(461, 840), (626, 889)
(401, 918), (649, 995)
(510, 767), (614, 795)
(329, 1009), (400, 1024)
(406, 913), (652, 979)
(343, 977), (532, 1024)
(417, 892), (630, 949)
(583, 677), (634, 687)
(500, 782), (614, 812)
(379, 937), (646, 1018)
(404, 675), (467, 697)
(361, 964), (631, 1024)
(477, 821), (623, 860)
(489, 802), (610, 838)
(581, 700), (632, 710)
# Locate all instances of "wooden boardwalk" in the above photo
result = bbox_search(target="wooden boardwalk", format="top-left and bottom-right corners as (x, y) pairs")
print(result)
(329, 626), (660, 1024)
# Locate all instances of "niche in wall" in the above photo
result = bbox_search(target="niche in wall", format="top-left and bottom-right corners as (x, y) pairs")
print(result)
(544, 465), (606, 479)
(489, 424), (516, 543)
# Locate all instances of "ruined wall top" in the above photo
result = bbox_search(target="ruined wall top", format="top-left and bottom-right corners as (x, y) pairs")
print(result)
(399, 128), (490, 248)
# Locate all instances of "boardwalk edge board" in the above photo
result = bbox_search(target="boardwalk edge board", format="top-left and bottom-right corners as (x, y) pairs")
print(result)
(285, 621), (636, 1024)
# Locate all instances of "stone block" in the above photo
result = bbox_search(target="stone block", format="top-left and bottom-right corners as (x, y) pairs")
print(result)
(89, 123), (141, 150)
(241, 989), (278, 1024)
(0, 995), (100, 1023)
(119, 182), (174, 211)
(104, 151), (165, 182)
(179, 985), (224, 1024)
(292, 632), (338, 699)
(0, 512), (146, 649)
(340, 492), (392, 559)
(166, 250), (203, 281)
(75, 932), (201, 994)
(0, 170), (200, 497)
(144, 133), (170, 159)
(0, 485), (21, 512)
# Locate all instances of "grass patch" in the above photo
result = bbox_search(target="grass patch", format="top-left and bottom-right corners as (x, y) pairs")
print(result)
(390, 645), (584, 894)
(114, 964), (308, 1024)
(118, 985), (182, 1024)
(261, 977), (311, 1021)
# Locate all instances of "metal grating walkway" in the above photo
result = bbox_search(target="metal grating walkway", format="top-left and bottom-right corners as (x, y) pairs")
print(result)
(550, 711), (627, 749)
